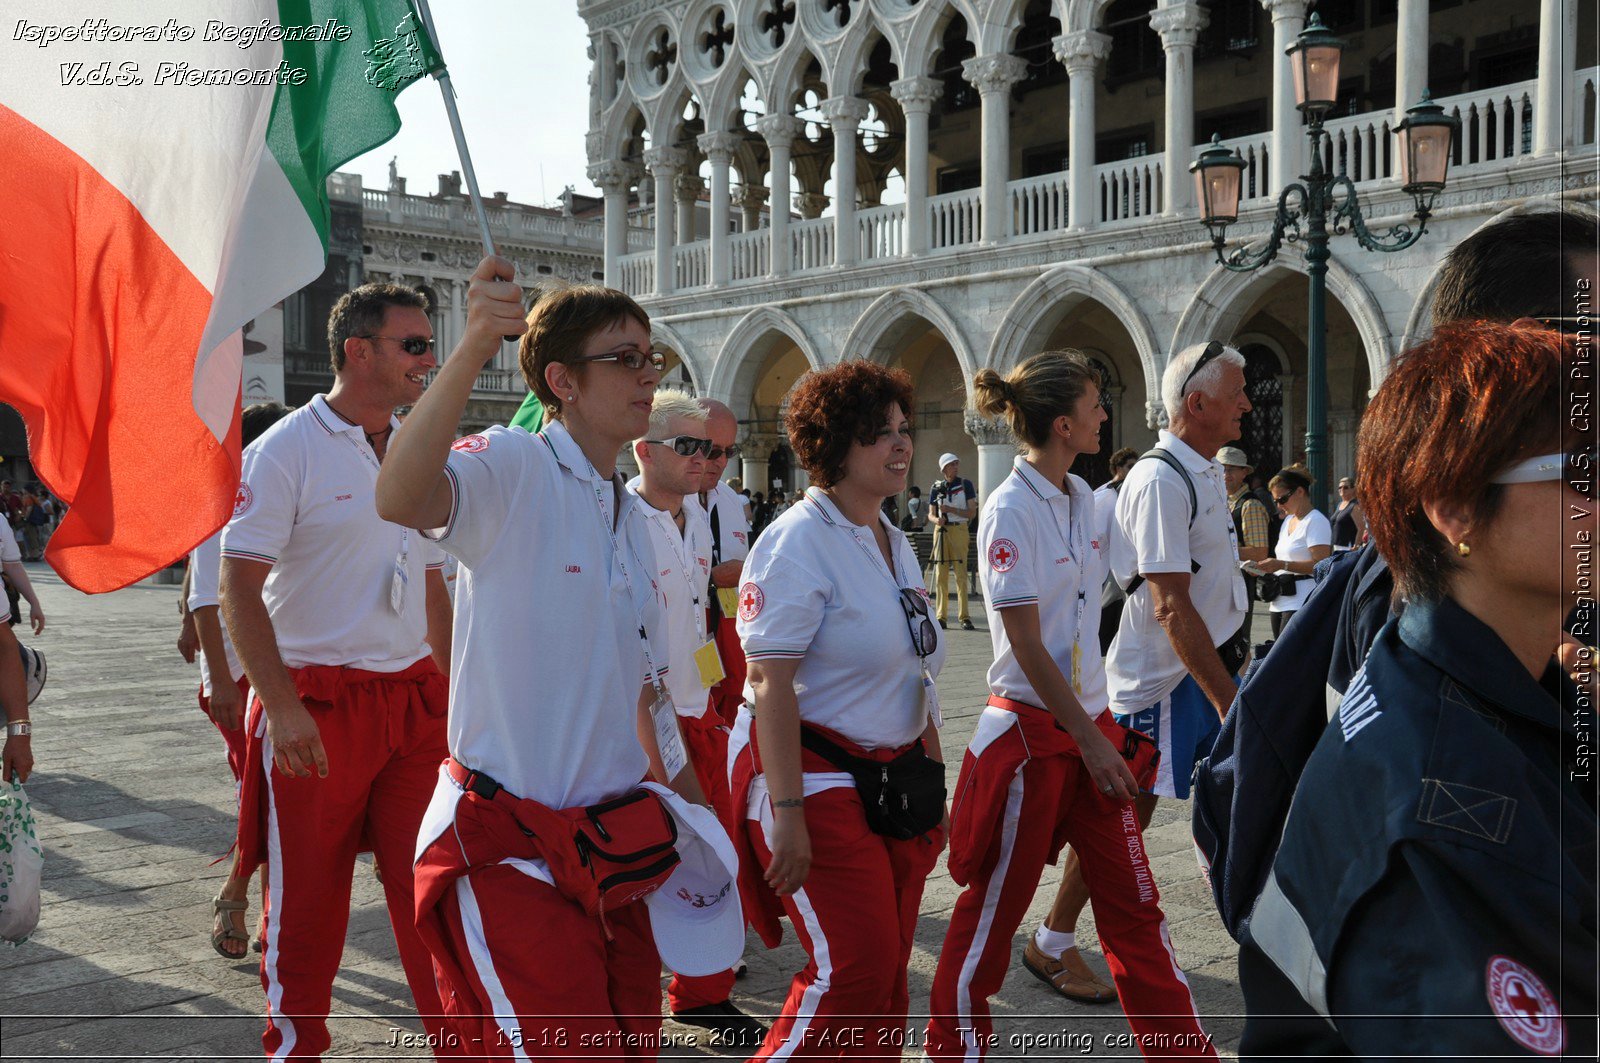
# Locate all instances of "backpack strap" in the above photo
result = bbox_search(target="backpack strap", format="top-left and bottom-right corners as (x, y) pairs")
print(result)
(1122, 448), (1201, 597)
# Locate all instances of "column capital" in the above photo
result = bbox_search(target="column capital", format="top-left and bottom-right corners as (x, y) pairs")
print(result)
(643, 146), (687, 176)
(890, 76), (944, 114)
(964, 412), (1015, 447)
(755, 113), (807, 148)
(732, 185), (770, 208)
(1150, 2), (1209, 48)
(673, 173), (706, 200)
(1052, 30), (1111, 73)
(1258, 0), (1309, 24)
(794, 192), (830, 218)
(1146, 400), (1170, 430)
(962, 53), (1028, 96)
(696, 131), (743, 163)
(819, 95), (870, 130)
(587, 160), (635, 193)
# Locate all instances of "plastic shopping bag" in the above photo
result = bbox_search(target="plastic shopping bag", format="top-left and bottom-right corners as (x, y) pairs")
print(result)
(0, 780), (43, 944)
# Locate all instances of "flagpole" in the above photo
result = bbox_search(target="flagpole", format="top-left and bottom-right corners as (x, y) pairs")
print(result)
(411, 0), (497, 260)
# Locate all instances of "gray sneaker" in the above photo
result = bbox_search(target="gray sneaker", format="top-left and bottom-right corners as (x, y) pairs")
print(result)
(18, 644), (45, 704)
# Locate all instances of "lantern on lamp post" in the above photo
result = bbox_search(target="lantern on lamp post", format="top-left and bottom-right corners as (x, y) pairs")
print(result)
(1189, 13), (1458, 511)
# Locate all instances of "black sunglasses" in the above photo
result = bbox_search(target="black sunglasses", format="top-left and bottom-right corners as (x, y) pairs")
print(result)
(1272, 493), (1292, 505)
(644, 435), (714, 457)
(1179, 341), (1226, 397)
(359, 334), (434, 357)
(578, 348), (667, 371)
(707, 444), (740, 462)
(898, 588), (938, 659)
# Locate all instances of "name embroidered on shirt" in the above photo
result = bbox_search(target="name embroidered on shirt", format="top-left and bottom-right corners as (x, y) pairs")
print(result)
(565, 565), (582, 574)
(1339, 665), (1383, 741)
(333, 493), (353, 502)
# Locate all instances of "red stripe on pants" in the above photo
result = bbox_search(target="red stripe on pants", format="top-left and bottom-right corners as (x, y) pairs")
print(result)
(748, 786), (944, 1061)
(708, 615), (747, 726)
(668, 711), (739, 1012)
(925, 709), (1215, 1062)
(198, 674), (251, 783)
(255, 660), (457, 1061)
(432, 863), (663, 1059)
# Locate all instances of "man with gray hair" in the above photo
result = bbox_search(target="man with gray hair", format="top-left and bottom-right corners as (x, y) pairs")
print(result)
(1021, 341), (1252, 1001)
(629, 389), (765, 1048)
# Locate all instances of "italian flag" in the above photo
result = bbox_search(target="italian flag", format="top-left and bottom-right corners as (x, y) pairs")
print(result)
(0, 0), (440, 592)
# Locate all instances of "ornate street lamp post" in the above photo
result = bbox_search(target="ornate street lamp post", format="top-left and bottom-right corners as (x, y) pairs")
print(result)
(1190, 13), (1458, 511)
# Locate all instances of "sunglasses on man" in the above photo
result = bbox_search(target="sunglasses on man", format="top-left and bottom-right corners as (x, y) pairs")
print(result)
(359, 334), (435, 357)
(645, 435), (715, 458)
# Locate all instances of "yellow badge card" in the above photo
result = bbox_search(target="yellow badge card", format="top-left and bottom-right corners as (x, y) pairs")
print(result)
(717, 587), (742, 618)
(694, 638), (726, 688)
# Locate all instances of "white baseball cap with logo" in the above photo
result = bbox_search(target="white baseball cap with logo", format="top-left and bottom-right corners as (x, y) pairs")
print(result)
(640, 783), (746, 977)
(938, 453), (960, 471)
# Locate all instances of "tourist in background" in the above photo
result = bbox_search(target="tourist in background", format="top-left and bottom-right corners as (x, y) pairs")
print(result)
(1257, 466), (1332, 636)
(1330, 476), (1365, 550)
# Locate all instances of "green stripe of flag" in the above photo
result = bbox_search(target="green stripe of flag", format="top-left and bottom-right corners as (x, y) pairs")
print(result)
(267, 0), (438, 246)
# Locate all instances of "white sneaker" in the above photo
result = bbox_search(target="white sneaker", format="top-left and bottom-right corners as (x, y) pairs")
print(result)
(18, 644), (45, 704)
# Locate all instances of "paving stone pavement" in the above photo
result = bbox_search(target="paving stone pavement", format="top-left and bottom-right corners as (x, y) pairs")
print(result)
(0, 563), (1255, 1060)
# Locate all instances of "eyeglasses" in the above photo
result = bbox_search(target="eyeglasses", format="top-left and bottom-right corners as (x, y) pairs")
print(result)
(898, 588), (939, 659)
(1272, 493), (1292, 506)
(644, 435), (714, 458)
(706, 444), (740, 462)
(359, 335), (434, 357)
(1493, 450), (1598, 499)
(577, 348), (667, 371)
(1179, 341), (1226, 397)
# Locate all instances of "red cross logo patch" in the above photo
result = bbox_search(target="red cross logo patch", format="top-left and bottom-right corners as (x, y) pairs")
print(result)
(233, 482), (253, 517)
(988, 538), (1019, 573)
(451, 434), (489, 453)
(738, 582), (765, 622)
(1486, 955), (1565, 1055)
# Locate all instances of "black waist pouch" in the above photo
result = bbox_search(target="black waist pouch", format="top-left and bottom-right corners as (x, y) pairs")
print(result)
(799, 726), (946, 840)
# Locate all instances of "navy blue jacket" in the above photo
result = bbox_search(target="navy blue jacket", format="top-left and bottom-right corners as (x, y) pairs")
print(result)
(1238, 596), (1598, 1057)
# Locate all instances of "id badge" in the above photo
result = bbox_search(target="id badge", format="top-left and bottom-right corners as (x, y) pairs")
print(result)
(717, 587), (741, 618)
(650, 692), (689, 781)
(922, 666), (943, 729)
(693, 638), (726, 689)
(389, 556), (409, 614)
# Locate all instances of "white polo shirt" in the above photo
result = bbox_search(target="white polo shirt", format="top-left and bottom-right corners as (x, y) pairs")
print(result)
(187, 528), (243, 695)
(221, 395), (445, 673)
(981, 457), (1110, 718)
(687, 480), (751, 565)
(632, 488), (715, 718)
(1106, 430), (1247, 712)
(0, 531), (18, 563)
(1092, 481), (1120, 549)
(428, 421), (663, 809)
(737, 487), (945, 751)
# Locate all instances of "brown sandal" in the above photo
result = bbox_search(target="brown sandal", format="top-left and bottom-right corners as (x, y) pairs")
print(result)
(211, 896), (250, 959)
(1022, 940), (1118, 1004)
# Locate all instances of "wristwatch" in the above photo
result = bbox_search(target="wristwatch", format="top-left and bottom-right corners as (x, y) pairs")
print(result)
(5, 721), (30, 737)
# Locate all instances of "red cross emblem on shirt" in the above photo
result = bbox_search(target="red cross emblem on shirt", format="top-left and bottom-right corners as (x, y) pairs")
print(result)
(1486, 955), (1565, 1054)
(738, 582), (765, 622)
(988, 538), (1019, 573)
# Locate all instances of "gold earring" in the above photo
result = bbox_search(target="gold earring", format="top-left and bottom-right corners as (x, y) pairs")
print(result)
(1457, 541), (1471, 558)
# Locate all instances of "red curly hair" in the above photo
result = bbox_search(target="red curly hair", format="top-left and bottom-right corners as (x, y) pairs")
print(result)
(785, 361), (917, 488)
(1358, 320), (1575, 603)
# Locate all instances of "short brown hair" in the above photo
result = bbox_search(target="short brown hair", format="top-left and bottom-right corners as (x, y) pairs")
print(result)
(1269, 464), (1313, 496)
(1432, 206), (1599, 326)
(519, 283), (650, 420)
(784, 361), (916, 488)
(327, 283), (430, 371)
(1358, 321), (1572, 603)
(1110, 446), (1139, 471)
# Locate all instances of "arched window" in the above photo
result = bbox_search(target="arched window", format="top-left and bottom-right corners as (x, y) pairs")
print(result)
(1238, 343), (1284, 474)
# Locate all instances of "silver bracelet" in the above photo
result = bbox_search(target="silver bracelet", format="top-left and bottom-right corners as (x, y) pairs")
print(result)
(771, 797), (803, 809)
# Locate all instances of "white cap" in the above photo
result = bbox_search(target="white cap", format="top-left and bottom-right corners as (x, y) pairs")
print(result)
(1214, 446), (1252, 470)
(640, 784), (745, 977)
(938, 453), (960, 470)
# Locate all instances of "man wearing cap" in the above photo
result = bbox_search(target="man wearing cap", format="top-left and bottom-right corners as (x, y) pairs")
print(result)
(1219, 446), (1271, 647)
(929, 454), (976, 630)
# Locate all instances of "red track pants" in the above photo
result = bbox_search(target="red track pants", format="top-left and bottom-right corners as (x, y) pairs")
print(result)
(667, 710), (738, 1012)
(246, 659), (454, 1061)
(925, 705), (1215, 1062)
(429, 862), (662, 1060)
(708, 615), (747, 726)
(747, 785), (944, 1060)
(199, 674), (251, 783)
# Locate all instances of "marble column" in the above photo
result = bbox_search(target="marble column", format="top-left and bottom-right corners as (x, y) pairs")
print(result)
(698, 131), (741, 286)
(965, 413), (1017, 509)
(1053, 31), (1111, 230)
(1535, 0), (1577, 155)
(890, 76), (943, 256)
(819, 96), (870, 267)
(962, 54), (1029, 244)
(757, 114), (806, 277)
(1393, 0), (1428, 128)
(795, 192), (830, 219)
(1262, 0), (1309, 189)
(733, 185), (769, 231)
(1152, 2), (1208, 214)
(643, 146), (685, 296)
(674, 173), (705, 246)
(587, 160), (633, 287)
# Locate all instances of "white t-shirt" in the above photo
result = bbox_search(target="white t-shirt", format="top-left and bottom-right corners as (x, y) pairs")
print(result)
(1271, 509), (1332, 613)
(188, 528), (244, 695)
(0, 531), (18, 563)
(737, 487), (945, 751)
(981, 457), (1110, 718)
(1106, 431), (1248, 713)
(220, 395), (445, 673)
(428, 421), (663, 809)
(632, 489), (715, 718)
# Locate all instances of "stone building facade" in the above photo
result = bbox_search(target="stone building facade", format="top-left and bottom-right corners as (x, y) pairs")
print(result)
(578, 0), (1597, 501)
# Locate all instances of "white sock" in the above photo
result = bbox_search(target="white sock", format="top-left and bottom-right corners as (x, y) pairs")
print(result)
(1034, 925), (1075, 955)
